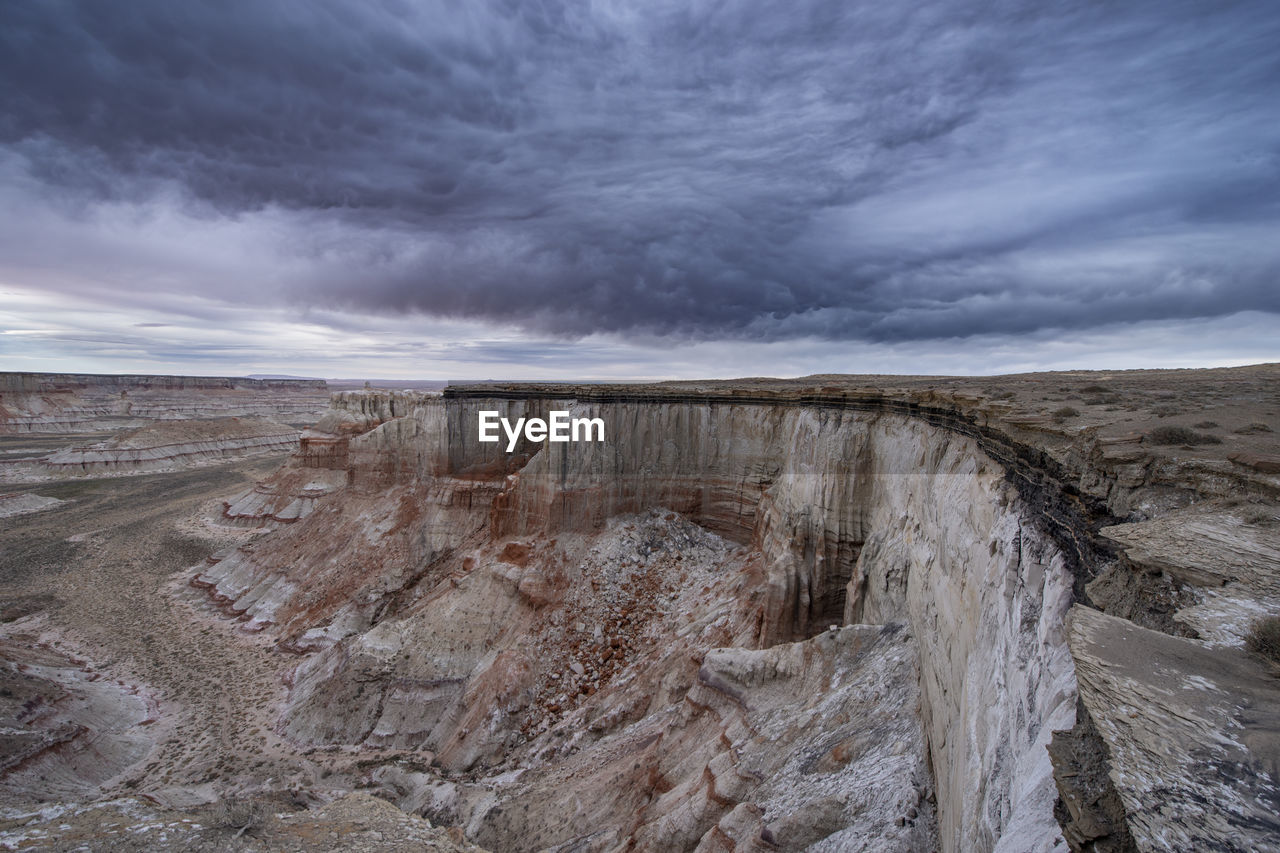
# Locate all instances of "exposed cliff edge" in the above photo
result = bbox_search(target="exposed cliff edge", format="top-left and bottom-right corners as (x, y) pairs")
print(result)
(0, 625), (160, 803)
(186, 366), (1279, 852)
(0, 417), (303, 483)
(0, 372), (329, 434)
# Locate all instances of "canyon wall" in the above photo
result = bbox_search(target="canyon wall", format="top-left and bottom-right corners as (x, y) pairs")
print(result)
(0, 372), (329, 433)
(194, 388), (1101, 852)
(189, 371), (1280, 851)
(452, 395), (1078, 852)
(39, 418), (300, 474)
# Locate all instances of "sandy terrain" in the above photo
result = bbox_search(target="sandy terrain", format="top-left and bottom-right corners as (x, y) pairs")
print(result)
(0, 447), (360, 807)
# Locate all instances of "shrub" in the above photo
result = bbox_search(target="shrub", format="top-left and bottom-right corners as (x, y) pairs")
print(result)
(1151, 405), (1180, 417)
(1234, 422), (1273, 435)
(1052, 406), (1079, 420)
(1081, 384), (1110, 393)
(1244, 507), (1275, 526)
(1246, 615), (1280, 664)
(1147, 426), (1222, 446)
(212, 797), (270, 839)
(1193, 421), (1219, 429)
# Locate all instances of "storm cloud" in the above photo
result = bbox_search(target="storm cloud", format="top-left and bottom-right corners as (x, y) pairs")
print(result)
(2, 0), (1279, 354)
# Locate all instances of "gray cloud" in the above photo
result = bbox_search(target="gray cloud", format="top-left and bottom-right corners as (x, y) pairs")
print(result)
(1, 0), (1278, 347)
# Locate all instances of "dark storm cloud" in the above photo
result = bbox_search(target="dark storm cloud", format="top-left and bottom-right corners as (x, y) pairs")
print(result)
(2, 0), (1279, 342)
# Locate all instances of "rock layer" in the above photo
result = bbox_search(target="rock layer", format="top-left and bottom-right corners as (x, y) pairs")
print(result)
(195, 388), (1087, 852)
(1067, 607), (1280, 852)
(0, 629), (159, 802)
(39, 417), (300, 475)
(182, 367), (1280, 852)
(0, 372), (328, 433)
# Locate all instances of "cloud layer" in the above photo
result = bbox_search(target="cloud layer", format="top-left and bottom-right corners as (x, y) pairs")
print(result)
(1, 0), (1278, 366)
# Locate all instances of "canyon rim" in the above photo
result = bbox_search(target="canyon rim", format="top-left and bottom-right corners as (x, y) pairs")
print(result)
(1, 366), (1277, 851)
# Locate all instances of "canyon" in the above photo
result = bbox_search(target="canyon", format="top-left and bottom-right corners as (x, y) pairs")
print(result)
(0, 372), (330, 489)
(1, 367), (1278, 851)
(0, 372), (330, 434)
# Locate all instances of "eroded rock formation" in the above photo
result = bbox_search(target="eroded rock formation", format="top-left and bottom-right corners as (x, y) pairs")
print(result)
(13, 366), (1273, 852)
(0, 417), (304, 484)
(185, 374), (1261, 852)
(0, 372), (329, 434)
(0, 629), (159, 802)
(40, 418), (301, 474)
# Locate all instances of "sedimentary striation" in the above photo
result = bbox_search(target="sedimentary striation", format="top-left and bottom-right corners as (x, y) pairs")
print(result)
(183, 365), (1280, 852)
(0, 372), (329, 434)
(40, 418), (301, 474)
(0, 417), (304, 484)
(0, 627), (159, 803)
(3, 366), (1275, 851)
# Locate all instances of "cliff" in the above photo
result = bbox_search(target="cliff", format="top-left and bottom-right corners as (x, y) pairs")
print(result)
(0, 372), (330, 433)
(0, 417), (303, 483)
(40, 417), (300, 474)
(190, 365), (1280, 852)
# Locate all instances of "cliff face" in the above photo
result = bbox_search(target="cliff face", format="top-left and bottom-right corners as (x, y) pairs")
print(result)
(0, 372), (329, 433)
(0, 418), (304, 484)
(39, 418), (300, 474)
(189, 369), (1280, 852)
(193, 391), (1071, 852)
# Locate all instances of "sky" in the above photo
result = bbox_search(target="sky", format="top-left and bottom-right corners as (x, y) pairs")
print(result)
(1, 0), (1278, 380)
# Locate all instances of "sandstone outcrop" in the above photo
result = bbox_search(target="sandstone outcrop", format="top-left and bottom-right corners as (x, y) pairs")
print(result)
(183, 385), (1083, 849)
(39, 417), (300, 474)
(1099, 503), (1280, 646)
(149, 364), (1280, 850)
(0, 372), (328, 434)
(0, 626), (159, 802)
(0, 417), (303, 484)
(1067, 607), (1280, 852)
(220, 468), (348, 527)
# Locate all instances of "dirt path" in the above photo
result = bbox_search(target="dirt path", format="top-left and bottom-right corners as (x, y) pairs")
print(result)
(0, 455), (326, 796)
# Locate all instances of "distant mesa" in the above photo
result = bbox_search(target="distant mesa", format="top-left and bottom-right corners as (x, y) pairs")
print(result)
(0, 371), (330, 434)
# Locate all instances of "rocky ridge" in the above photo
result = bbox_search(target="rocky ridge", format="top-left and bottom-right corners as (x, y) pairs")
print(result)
(0, 418), (303, 484)
(0, 372), (329, 434)
(5, 365), (1276, 852)
(182, 365), (1280, 851)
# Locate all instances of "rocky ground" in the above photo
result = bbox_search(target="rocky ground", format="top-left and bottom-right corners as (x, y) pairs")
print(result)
(0, 791), (484, 851)
(0, 448), (477, 851)
(0, 366), (1276, 852)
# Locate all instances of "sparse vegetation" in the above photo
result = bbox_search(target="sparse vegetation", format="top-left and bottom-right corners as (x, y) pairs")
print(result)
(991, 390), (1015, 400)
(1234, 422), (1273, 434)
(1193, 421), (1219, 429)
(1147, 426), (1222, 446)
(1152, 405), (1181, 417)
(1052, 406), (1079, 420)
(1246, 615), (1280, 665)
(1243, 507), (1276, 526)
(212, 796), (271, 839)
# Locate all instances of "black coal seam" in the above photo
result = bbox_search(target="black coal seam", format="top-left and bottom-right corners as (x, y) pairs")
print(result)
(445, 385), (1144, 849)
(444, 386), (1120, 604)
